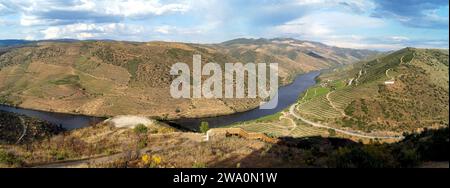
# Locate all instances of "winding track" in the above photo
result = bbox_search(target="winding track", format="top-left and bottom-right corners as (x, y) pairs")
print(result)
(16, 117), (26, 144)
(326, 91), (349, 118)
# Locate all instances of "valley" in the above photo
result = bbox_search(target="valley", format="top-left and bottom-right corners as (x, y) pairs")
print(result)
(0, 38), (378, 120)
(0, 40), (448, 168)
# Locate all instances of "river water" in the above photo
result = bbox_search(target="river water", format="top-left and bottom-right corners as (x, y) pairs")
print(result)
(0, 71), (320, 131)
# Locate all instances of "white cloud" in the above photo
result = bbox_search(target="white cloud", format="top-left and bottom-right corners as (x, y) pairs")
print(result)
(276, 22), (331, 37)
(81, 0), (190, 17)
(41, 23), (145, 40)
(20, 15), (50, 26)
(0, 3), (5, 11)
(274, 11), (384, 38)
(321, 35), (414, 50)
(296, 0), (375, 12)
(389, 36), (410, 42)
(10, 0), (190, 26)
(325, 40), (405, 50)
(154, 25), (175, 34)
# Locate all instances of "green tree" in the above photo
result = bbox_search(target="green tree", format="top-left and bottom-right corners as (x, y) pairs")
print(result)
(199, 121), (210, 133)
(328, 129), (336, 137)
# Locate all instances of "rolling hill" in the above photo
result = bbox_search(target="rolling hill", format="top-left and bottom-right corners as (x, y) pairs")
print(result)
(295, 48), (449, 135)
(0, 39), (378, 119)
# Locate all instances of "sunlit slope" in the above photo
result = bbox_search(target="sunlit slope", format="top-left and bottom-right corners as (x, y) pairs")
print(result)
(297, 48), (449, 134)
(0, 40), (377, 118)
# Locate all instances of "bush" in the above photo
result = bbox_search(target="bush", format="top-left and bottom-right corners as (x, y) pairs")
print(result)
(134, 124), (148, 134)
(192, 162), (207, 168)
(328, 129), (336, 137)
(0, 150), (23, 167)
(199, 121), (209, 133)
(49, 149), (69, 160)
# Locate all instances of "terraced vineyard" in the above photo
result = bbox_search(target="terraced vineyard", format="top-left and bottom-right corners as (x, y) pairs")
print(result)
(234, 111), (328, 138)
(231, 48), (447, 141)
(289, 121), (328, 137)
(298, 48), (449, 134)
(298, 95), (342, 120)
(327, 89), (353, 111)
(236, 123), (290, 137)
(297, 84), (343, 121)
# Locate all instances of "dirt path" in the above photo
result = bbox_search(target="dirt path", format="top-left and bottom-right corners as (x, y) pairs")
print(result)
(301, 89), (309, 101)
(326, 91), (349, 118)
(279, 112), (297, 133)
(289, 104), (403, 140)
(347, 78), (354, 86)
(385, 68), (392, 79)
(34, 148), (151, 168)
(16, 117), (26, 144)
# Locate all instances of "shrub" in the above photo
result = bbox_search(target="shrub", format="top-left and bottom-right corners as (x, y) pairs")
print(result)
(141, 154), (162, 168)
(199, 121), (209, 133)
(134, 124), (148, 134)
(137, 139), (147, 149)
(328, 129), (336, 137)
(49, 149), (69, 160)
(0, 150), (23, 167)
(192, 162), (207, 168)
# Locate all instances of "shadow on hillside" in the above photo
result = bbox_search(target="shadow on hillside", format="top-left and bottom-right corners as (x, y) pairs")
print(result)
(0, 110), (64, 144)
(0, 111), (24, 144)
(209, 128), (449, 168)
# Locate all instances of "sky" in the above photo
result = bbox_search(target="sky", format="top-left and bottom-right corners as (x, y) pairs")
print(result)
(0, 0), (448, 50)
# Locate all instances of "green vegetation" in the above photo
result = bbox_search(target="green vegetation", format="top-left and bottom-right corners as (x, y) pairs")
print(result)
(253, 112), (282, 123)
(125, 58), (142, 79)
(49, 75), (80, 85)
(295, 48), (449, 133)
(0, 150), (23, 167)
(301, 86), (330, 101)
(0, 110), (64, 144)
(192, 162), (207, 168)
(134, 124), (148, 134)
(328, 129), (336, 137)
(200, 121), (210, 133)
(167, 48), (191, 59)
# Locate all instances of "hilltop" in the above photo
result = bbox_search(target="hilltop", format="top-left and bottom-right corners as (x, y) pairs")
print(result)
(0, 38), (378, 119)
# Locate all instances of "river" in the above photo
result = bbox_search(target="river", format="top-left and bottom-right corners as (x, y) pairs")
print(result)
(0, 71), (320, 131)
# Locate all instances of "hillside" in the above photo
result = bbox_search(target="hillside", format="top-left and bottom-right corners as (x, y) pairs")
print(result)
(218, 38), (380, 73)
(0, 39), (378, 119)
(0, 110), (64, 144)
(229, 48), (448, 141)
(1, 119), (447, 168)
(295, 48), (449, 135)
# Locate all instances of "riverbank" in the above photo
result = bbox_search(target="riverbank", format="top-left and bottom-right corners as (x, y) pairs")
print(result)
(1, 71), (321, 131)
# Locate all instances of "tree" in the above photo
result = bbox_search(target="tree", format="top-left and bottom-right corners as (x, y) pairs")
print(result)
(199, 121), (209, 133)
(328, 129), (336, 137)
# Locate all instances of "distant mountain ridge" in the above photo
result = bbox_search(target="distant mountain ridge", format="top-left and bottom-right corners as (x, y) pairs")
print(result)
(0, 40), (33, 47)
